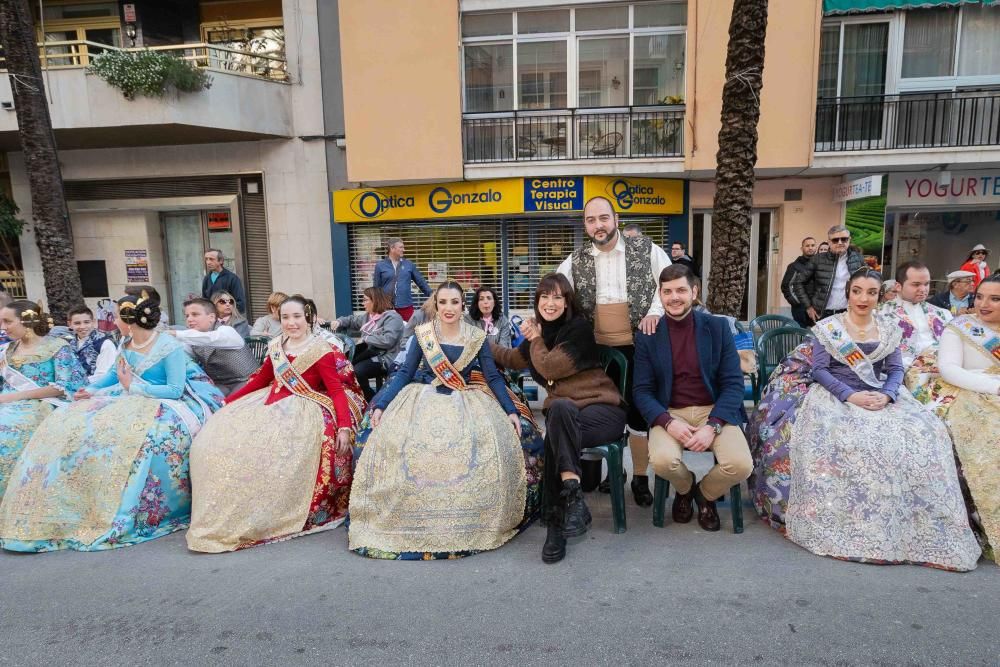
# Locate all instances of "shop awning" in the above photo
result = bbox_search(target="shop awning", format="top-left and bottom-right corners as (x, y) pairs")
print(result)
(824, 0), (998, 14)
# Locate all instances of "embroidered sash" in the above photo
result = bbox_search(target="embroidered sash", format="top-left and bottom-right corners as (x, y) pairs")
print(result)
(269, 336), (364, 427)
(812, 314), (899, 389)
(949, 316), (1000, 367)
(414, 321), (484, 391)
(0, 343), (67, 408)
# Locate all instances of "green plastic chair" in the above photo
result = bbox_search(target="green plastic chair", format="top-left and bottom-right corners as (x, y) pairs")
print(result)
(580, 345), (630, 534)
(748, 314), (796, 342)
(753, 326), (812, 403)
(652, 467), (744, 534)
(244, 336), (270, 365)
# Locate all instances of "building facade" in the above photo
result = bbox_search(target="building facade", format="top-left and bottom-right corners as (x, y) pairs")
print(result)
(2, 0), (337, 321)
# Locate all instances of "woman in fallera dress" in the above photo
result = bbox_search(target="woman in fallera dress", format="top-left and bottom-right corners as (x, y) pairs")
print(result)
(908, 274), (1000, 562)
(186, 296), (366, 552)
(349, 281), (543, 560)
(0, 301), (86, 499)
(748, 268), (980, 571)
(0, 293), (224, 552)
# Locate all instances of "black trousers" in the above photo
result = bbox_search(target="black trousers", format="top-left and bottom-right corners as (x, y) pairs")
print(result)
(607, 344), (646, 433)
(790, 304), (813, 328)
(543, 399), (627, 506)
(353, 344), (387, 401)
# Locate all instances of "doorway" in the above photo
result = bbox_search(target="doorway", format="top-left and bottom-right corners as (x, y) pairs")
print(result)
(691, 210), (777, 322)
(162, 210), (240, 324)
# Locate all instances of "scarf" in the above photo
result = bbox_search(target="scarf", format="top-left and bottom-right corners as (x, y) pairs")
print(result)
(360, 312), (383, 336)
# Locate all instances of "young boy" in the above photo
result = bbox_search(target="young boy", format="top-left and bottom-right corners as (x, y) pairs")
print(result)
(169, 298), (258, 396)
(67, 305), (118, 383)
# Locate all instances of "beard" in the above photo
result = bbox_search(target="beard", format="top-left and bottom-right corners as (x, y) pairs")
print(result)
(588, 227), (618, 248)
(665, 302), (694, 320)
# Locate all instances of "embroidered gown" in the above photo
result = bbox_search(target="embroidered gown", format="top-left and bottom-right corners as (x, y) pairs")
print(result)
(349, 320), (543, 560)
(0, 334), (223, 552)
(907, 315), (1000, 562)
(0, 338), (86, 498)
(186, 336), (366, 552)
(747, 314), (980, 571)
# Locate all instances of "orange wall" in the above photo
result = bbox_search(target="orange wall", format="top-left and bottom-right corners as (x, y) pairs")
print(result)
(339, 0), (464, 184)
(686, 0), (822, 172)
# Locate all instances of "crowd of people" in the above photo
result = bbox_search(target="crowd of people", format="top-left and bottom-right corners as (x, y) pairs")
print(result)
(0, 198), (994, 573)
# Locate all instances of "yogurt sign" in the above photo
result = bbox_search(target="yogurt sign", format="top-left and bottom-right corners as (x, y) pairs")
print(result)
(888, 170), (1000, 206)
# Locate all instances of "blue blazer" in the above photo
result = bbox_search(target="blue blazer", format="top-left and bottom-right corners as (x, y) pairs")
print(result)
(632, 310), (747, 426)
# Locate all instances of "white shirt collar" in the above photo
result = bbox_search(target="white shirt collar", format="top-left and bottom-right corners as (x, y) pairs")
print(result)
(589, 232), (626, 256)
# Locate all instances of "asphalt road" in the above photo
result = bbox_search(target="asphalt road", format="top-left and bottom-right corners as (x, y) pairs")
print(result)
(2, 483), (998, 667)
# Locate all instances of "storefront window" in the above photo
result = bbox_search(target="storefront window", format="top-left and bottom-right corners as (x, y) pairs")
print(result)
(895, 209), (1000, 286)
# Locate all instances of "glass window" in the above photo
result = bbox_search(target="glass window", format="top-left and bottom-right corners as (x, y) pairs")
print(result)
(634, 2), (687, 28)
(43, 2), (118, 19)
(518, 41), (567, 109)
(633, 34), (685, 104)
(902, 8), (957, 78)
(462, 12), (512, 38)
(958, 5), (1000, 76)
(578, 37), (629, 107)
(517, 9), (570, 34)
(575, 6), (629, 31)
(464, 44), (513, 112)
(817, 25), (840, 98)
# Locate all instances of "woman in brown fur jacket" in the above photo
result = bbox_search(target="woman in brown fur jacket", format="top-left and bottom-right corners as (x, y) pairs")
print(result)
(492, 273), (626, 564)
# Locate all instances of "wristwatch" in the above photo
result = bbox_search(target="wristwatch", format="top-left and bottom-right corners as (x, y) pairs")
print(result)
(710, 422), (723, 436)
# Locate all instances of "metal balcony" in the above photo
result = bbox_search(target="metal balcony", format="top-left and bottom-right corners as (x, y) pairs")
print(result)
(463, 105), (685, 163)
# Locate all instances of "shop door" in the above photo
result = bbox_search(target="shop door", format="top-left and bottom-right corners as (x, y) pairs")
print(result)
(163, 213), (205, 324)
(692, 210), (776, 322)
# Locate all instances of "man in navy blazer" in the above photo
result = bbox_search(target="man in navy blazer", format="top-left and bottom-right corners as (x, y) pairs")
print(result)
(632, 264), (752, 531)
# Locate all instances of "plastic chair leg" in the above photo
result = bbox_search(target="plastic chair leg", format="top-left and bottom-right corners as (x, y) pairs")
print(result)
(608, 445), (627, 534)
(652, 475), (669, 527)
(730, 482), (744, 534)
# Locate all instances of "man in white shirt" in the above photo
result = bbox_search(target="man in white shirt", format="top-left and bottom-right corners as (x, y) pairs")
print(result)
(796, 225), (865, 323)
(557, 196), (672, 506)
(168, 298), (259, 396)
(881, 261), (952, 370)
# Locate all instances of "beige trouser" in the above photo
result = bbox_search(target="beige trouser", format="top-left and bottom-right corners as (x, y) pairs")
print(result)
(648, 405), (753, 501)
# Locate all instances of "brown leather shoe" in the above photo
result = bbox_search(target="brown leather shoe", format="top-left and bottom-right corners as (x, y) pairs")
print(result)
(693, 483), (721, 532)
(671, 471), (697, 523)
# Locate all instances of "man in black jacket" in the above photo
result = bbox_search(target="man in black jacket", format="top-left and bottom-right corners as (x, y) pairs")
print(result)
(927, 270), (975, 314)
(780, 236), (817, 327)
(791, 225), (866, 322)
(201, 248), (247, 314)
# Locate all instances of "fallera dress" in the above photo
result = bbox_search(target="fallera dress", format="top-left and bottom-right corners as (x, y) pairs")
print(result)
(349, 320), (543, 560)
(186, 336), (366, 552)
(0, 334), (223, 551)
(747, 314), (980, 571)
(0, 337), (86, 498)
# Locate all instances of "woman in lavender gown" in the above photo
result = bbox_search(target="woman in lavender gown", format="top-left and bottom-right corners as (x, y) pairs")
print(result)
(748, 268), (979, 571)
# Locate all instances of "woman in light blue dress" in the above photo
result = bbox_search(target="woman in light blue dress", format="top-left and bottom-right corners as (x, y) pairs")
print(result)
(0, 300), (86, 498)
(0, 293), (224, 552)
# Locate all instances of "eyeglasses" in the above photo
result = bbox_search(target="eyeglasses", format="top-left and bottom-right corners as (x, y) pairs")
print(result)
(830, 237), (850, 244)
(216, 298), (234, 305)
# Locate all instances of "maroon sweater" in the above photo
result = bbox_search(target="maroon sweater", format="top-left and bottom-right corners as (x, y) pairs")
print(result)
(651, 312), (723, 429)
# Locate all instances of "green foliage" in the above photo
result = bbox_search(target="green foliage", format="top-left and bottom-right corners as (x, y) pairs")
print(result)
(845, 195), (887, 254)
(0, 194), (26, 239)
(88, 50), (212, 100)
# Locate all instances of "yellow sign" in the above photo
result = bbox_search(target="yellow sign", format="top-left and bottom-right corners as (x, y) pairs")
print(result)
(583, 176), (684, 215)
(333, 178), (523, 223)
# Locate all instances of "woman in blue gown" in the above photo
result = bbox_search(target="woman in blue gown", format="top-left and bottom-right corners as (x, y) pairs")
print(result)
(349, 281), (543, 560)
(0, 293), (224, 551)
(0, 300), (86, 498)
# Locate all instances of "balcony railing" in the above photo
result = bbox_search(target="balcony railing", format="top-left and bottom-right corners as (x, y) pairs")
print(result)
(815, 91), (1000, 153)
(463, 105), (685, 163)
(0, 40), (287, 81)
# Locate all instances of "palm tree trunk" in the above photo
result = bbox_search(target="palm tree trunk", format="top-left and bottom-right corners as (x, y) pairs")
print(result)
(706, 0), (769, 318)
(0, 0), (83, 322)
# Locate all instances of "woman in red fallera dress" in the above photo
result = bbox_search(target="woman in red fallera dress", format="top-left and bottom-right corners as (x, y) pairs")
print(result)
(186, 295), (366, 552)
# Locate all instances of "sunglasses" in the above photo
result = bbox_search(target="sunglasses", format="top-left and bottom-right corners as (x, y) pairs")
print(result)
(830, 237), (850, 243)
(216, 298), (234, 305)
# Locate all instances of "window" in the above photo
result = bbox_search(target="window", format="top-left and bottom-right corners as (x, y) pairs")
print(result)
(902, 8), (957, 78)
(461, 3), (687, 112)
(958, 5), (1000, 76)
(42, 2), (118, 20)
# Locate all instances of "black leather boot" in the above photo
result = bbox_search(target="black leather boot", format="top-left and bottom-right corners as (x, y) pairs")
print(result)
(542, 519), (567, 564)
(631, 474), (653, 507)
(560, 479), (592, 538)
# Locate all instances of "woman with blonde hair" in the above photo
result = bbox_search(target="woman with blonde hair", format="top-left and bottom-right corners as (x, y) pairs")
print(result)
(211, 290), (250, 337)
(250, 291), (288, 338)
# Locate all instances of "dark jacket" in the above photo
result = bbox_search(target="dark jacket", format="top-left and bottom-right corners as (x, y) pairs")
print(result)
(632, 310), (747, 427)
(373, 258), (432, 309)
(673, 255), (700, 277)
(781, 255), (815, 307)
(490, 315), (621, 411)
(792, 248), (865, 312)
(927, 290), (973, 312)
(202, 268), (247, 314)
